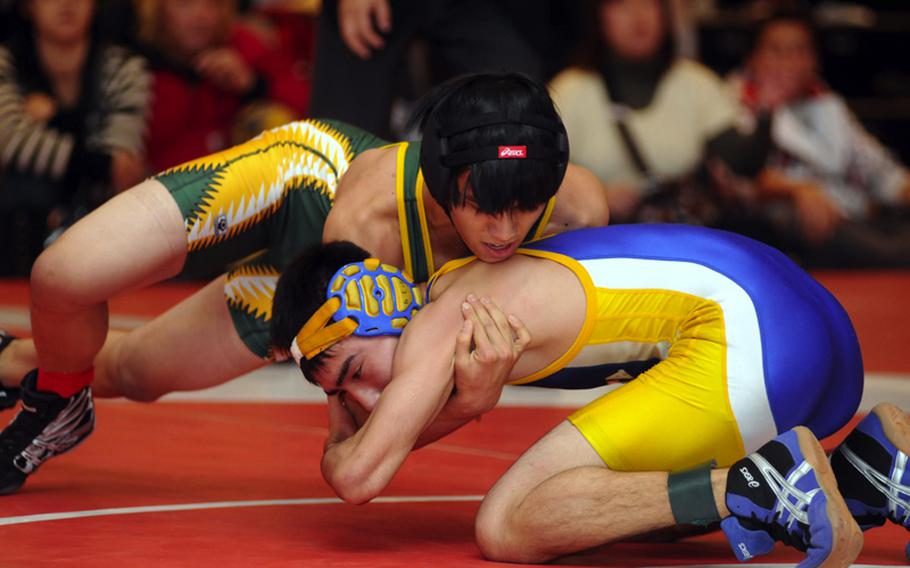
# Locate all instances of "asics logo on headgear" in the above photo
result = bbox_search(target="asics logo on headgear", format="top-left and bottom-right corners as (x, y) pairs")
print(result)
(740, 467), (761, 488)
(498, 146), (527, 159)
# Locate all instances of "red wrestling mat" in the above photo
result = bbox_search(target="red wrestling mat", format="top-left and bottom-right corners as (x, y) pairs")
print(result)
(0, 402), (906, 567)
(1, 271), (909, 566)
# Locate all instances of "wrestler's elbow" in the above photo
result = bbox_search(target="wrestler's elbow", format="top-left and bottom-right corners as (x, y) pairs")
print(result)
(323, 461), (384, 505)
(572, 166), (611, 228)
(583, 187), (611, 228)
(585, 198), (610, 228)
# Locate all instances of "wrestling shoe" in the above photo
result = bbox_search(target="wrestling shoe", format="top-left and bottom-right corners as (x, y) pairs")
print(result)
(0, 370), (94, 495)
(830, 402), (910, 558)
(721, 426), (863, 568)
(0, 331), (20, 410)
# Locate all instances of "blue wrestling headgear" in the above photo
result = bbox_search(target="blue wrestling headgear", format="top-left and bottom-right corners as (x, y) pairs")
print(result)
(290, 259), (424, 363)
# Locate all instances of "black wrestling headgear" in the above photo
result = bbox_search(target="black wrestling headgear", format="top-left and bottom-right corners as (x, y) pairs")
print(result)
(415, 74), (570, 213)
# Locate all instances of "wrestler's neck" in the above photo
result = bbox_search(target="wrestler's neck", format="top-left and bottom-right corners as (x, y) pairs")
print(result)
(421, 184), (470, 260)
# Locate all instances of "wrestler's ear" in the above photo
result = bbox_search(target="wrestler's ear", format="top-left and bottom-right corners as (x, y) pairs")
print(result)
(270, 240), (370, 375)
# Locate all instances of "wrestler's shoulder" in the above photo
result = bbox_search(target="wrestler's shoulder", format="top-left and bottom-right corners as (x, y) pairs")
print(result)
(337, 144), (399, 202)
(326, 146), (400, 239)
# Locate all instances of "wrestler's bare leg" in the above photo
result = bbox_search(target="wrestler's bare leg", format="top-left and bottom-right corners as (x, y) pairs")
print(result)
(474, 421), (729, 563)
(28, 179), (187, 377)
(91, 274), (267, 400)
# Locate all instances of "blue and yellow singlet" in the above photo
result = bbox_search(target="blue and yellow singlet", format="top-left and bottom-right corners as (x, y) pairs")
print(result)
(432, 224), (863, 472)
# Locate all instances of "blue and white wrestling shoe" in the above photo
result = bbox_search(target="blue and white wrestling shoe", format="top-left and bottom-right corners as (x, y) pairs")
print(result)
(831, 402), (910, 558)
(721, 426), (863, 568)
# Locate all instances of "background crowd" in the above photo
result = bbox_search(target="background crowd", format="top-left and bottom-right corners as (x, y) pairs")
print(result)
(1, 0), (908, 276)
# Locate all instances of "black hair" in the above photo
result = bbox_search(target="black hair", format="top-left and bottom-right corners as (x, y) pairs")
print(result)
(270, 241), (370, 384)
(11, 0), (111, 44)
(749, 8), (819, 57)
(572, 0), (676, 74)
(408, 72), (567, 215)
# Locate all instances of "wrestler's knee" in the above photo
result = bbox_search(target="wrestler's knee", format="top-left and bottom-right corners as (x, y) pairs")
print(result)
(30, 233), (117, 310)
(475, 497), (539, 563)
(30, 245), (82, 308)
(108, 370), (167, 403)
(100, 340), (167, 403)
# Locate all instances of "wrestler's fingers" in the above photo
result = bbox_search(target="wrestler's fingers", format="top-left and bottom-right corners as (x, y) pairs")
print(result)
(454, 315), (474, 366)
(464, 298), (496, 362)
(467, 294), (501, 351)
(478, 295), (514, 343)
(508, 313), (531, 353)
(474, 296), (521, 363)
(467, 294), (502, 362)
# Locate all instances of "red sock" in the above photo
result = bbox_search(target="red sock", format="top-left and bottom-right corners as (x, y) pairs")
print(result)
(37, 368), (94, 397)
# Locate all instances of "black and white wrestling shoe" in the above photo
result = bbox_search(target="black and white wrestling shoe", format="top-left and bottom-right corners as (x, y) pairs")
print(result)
(0, 370), (94, 495)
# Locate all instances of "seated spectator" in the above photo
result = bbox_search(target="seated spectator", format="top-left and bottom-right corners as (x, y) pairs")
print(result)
(135, 0), (311, 172)
(729, 10), (910, 267)
(548, 0), (771, 225)
(0, 0), (149, 276)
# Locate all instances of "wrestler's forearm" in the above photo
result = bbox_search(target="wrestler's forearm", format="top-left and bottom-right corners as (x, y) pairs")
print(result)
(322, 373), (454, 503)
(321, 423), (411, 505)
(414, 411), (476, 449)
(413, 386), (503, 448)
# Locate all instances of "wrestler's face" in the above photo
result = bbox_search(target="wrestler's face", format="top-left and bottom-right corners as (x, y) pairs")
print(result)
(27, 0), (94, 44)
(600, 0), (665, 60)
(311, 336), (398, 413)
(449, 173), (546, 263)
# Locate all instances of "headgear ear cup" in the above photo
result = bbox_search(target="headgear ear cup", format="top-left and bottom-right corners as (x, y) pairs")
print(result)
(290, 260), (424, 363)
(329, 260), (422, 335)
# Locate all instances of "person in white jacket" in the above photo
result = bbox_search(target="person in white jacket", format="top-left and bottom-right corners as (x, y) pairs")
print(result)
(729, 9), (910, 267)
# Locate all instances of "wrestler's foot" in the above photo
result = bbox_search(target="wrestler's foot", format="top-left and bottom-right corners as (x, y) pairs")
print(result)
(721, 426), (863, 568)
(831, 402), (910, 558)
(0, 331), (21, 410)
(0, 370), (94, 495)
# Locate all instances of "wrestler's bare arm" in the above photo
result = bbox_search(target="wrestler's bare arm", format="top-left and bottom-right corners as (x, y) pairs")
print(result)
(321, 295), (467, 504)
(414, 295), (530, 448)
(545, 164), (610, 233)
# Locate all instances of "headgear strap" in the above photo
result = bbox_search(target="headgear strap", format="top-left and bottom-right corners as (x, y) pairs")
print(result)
(290, 259), (423, 364)
(420, 109), (570, 204)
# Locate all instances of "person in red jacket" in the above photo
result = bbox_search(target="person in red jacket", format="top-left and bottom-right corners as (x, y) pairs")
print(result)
(135, 0), (311, 172)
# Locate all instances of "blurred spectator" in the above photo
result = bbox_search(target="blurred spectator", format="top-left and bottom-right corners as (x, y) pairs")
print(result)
(309, 0), (542, 139)
(0, 0), (149, 276)
(728, 11), (910, 267)
(135, 0), (311, 172)
(549, 0), (771, 225)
